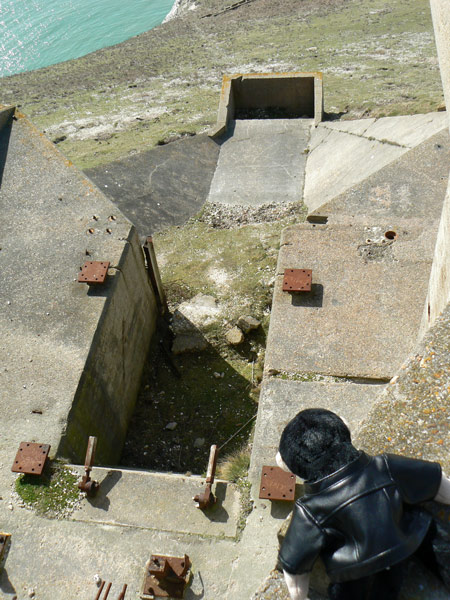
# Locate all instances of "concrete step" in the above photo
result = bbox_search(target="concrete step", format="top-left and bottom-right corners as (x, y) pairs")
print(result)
(207, 119), (311, 206)
(265, 222), (436, 380)
(70, 466), (240, 539)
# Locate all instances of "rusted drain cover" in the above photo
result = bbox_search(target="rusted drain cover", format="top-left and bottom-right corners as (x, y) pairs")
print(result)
(259, 466), (296, 501)
(11, 442), (50, 475)
(78, 261), (110, 285)
(282, 269), (312, 292)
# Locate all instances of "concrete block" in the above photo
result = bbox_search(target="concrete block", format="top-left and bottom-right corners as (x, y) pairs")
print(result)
(71, 467), (240, 539)
(211, 72), (324, 137)
(265, 224), (436, 379)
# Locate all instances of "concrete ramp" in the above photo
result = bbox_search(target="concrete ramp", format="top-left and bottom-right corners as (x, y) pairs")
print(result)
(304, 112), (448, 213)
(207, 119), (310, 206)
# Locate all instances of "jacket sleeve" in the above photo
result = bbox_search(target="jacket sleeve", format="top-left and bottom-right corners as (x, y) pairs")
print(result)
(385, 453), (442, 504)
(279, 504), (325, 575)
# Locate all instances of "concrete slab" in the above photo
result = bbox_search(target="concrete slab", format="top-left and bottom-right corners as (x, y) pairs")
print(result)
(265, 223), (436, 379)
(363, 111), (448, 148)
(207, 119), (310, 206)
(304, 129), (407, 213)
(85, 134), (220, 235)
(320, 118), (376, 136)
(309, 129), (450, 224)
(70, 466), (240, 538)
(249, 378), (384, 483)
(0, 506), (238, 599)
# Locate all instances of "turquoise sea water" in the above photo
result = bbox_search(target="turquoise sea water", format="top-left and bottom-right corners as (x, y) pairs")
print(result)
(0, 0), (175, 78)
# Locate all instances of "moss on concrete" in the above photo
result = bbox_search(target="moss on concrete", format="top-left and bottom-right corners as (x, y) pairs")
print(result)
(15, 461), (82, 518)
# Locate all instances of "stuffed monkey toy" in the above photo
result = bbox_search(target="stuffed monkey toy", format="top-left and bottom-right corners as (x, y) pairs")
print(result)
(276, 408), (450, 600)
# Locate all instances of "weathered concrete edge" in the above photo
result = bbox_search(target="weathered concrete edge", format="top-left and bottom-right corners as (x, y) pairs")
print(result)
(0, 105), (14, 132)
(57, 225), (159, 465)
(421, 1), (450, 333)
(210, 71), (324, 138)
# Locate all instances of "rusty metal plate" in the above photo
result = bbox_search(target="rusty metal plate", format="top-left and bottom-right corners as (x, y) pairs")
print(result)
(11, 442), (50, 475)
(282, 268), (312, 292)
(78, 261), (110, 285)
(141, 555), (191, 599)
(259, 466), (296, 501)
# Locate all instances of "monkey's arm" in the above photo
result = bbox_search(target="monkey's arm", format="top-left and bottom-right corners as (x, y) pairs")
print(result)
(283, 571), (310, 600)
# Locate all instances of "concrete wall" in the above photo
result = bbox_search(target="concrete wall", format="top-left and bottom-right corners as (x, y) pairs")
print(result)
(58, 226), (159, 465)
(421, 1), (450, 332)
(0, 105), (160, 468)
(211, 72), (324, 137)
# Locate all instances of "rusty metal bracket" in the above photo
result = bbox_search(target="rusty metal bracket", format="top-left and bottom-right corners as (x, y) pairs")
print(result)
(78, 436), (99, 496)
(0, 533), (11, 571)
(78, 261), (110, 285)
(141, 554), (191, 599)
(193, 445), (218, 509)
(282, 269), (312, 292)
(259, 466), (296, 501)
(11, 442), (50, 475)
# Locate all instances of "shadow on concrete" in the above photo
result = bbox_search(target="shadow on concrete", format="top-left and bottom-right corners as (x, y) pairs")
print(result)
(185, 571), (205, 600)
(84, 134), (220, 235)
(290, 284), (324, 308)
(0, 118), (13, 188)
(200, 482), (230, 524)
(0, 570), (16, 596)
(323, 110), (349, 122)
(270, 500), (294, 520)
(88, 470), (123, 511)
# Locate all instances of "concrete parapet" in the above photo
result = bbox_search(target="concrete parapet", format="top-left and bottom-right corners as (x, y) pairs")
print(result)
(211, 71), (324, 137)
(0, 106), (159, 469)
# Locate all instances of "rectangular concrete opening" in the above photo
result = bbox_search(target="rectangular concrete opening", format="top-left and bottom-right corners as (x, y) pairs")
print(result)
(232, 75), (315, 119)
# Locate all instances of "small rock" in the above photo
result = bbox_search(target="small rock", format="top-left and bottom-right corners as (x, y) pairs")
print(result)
(172, 334), (207, 355)
(237, 315), (261, 333)
(213, 372), (222, 379)
(165, 422), (177, 431)
(193, 438), (205, 448)
(28, 589), (35, 598)
(226, 326), (244, 346)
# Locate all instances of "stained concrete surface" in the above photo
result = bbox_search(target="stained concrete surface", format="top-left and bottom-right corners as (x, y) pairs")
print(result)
(207, 119), (310, 206)
(264, 223), (437, 379)
(304, 112), (448, 213)
(309, 129), (450, 224)
(85, 134), (220, 234)
(70, 466), (240, 538)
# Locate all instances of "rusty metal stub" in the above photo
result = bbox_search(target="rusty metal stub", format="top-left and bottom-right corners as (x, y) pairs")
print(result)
(0, 533), (11, 570)
(282, 269), (312, 292)
(259, 466), (296, 501)
(78, 261), (110, 285)
(11, 442), (50, 475)
(141, 555), (191, 599)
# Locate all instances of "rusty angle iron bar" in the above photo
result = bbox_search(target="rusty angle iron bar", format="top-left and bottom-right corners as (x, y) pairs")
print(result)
(193, 445), (218, 509)
(78, 436), (99, 496)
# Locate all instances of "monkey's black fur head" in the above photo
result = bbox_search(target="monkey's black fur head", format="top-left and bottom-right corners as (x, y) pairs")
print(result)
(278, 408), (360, 482)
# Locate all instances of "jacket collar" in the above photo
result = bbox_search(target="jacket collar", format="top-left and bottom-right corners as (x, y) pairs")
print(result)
(303, 451), (371, 495)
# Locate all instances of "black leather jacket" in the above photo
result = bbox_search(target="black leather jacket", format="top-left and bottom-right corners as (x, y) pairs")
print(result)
(279, 452), (441, 582)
